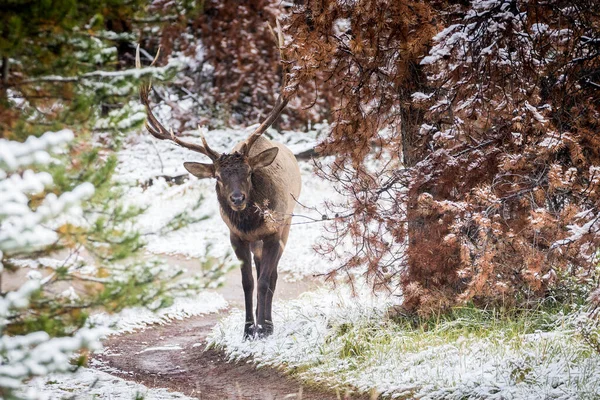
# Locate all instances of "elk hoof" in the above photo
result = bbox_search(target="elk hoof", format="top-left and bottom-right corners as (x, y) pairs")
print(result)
(243, 322), (255, 340)
(264, 320), (274, 336)
(255, 321), (274, 338)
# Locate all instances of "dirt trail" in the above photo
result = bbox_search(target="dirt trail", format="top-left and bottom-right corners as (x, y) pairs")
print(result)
(95, 255), (367, 400)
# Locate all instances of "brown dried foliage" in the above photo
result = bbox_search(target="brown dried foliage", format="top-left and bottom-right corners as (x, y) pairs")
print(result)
(147, 0), (330, 128)
(288, 0), (600, 315)
(194, 0), (286, 126)
(286, 0), (438, 165)
(404, 0), (600, 314)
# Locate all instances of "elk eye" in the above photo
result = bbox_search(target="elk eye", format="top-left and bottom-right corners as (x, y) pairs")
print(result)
(216, 176), (222, 182)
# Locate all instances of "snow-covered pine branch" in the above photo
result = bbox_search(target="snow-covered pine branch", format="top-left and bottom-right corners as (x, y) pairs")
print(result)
(0, 131), (103, 400)
(0, 131), (94, 263)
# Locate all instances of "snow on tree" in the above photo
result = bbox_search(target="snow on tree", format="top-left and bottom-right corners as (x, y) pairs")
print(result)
(0, 0), (179, 138)
(404, 0), (600, 313)
(0, 130), (200, 398)
(0, 130), (102, 399)
(285, 0), (600, 314)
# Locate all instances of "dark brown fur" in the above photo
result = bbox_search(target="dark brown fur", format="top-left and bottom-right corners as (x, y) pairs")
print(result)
(216, 166), (280, 234)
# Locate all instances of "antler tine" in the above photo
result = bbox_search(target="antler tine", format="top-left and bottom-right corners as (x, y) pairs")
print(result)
(136, 44), (220, 161)
(245, 95), (289, 151)
(245, 18), (291, 153)
(197, 126), (221, 160)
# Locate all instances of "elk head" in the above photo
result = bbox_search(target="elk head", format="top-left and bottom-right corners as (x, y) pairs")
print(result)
(184, 146), (279, 211)
(135, 45), (288, 212)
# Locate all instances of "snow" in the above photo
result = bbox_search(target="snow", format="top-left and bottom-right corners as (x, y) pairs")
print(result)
(552, 214), (600, 249)
(207, 283), (396, 367)
(137, 345), (183, 354)
(411, 92), (433, 102)
(0, 130), (73, 172)
(0, 312), (106, 397)
(524, 101), (548, 123)
(27, 368), (194, 400)
(9, 254), (94, 273)
(1, 131), (95, 256)
(0, 180), (94, 253)
(26, 62), (180, 83)
(89, 291), (228, 334)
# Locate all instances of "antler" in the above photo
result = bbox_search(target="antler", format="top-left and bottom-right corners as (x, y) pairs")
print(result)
(245, 18), (291, 153)
(136, 45), (221, 161)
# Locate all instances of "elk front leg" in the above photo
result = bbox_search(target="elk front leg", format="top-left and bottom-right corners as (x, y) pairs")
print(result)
(256, 235), (283, 337)
(265, 225), (289, 333)
(230, 233), (254, 339)
(264, 269), (278, 335)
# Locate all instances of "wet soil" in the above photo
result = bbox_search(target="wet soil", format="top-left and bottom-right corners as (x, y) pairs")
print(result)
(96, 313), (367, 400)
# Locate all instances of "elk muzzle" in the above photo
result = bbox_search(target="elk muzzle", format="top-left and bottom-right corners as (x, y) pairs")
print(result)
(229, 190), (247, 211)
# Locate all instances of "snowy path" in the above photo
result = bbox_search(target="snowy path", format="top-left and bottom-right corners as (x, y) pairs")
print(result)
(92, 255), (367, 400)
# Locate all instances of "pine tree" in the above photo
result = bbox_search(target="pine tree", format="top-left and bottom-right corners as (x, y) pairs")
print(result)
(0, 128), (213, 398)
(0, 0), (178, 139)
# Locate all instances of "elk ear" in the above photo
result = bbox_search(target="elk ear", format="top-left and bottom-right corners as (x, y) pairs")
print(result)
(184, 162), (214, 179)
(249, 147), (279, 170)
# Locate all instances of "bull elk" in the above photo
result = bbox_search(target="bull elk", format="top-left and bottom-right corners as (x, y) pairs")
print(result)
(136, 45), (301, 338)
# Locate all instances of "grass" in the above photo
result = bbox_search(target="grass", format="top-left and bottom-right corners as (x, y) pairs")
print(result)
(209, 286), (600, 399)
(321, 299), (599, 398)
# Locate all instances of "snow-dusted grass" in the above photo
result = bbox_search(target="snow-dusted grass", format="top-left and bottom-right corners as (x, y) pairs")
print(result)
(116, 126), (339, 280)
(28, 368), (194, 400)
(208, 287), (600, 399)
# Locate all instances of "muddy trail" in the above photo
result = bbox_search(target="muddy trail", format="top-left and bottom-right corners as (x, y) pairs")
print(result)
(94, 256), (368, 400)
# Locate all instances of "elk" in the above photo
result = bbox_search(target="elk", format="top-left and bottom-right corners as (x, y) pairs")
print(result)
(135, 45), (301, 338)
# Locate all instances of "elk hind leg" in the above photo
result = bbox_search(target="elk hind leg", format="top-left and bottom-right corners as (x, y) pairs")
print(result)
(250, 241), (263, 319)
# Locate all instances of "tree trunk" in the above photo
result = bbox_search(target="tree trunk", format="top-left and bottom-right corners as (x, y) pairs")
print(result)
(0, 56), (8, 104)
(398, 65), (462, 314)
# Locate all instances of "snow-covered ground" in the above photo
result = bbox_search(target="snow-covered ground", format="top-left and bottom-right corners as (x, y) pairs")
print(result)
(90, 291), (228, 334)
(28, 368), (194, 400)
(207, 282), (397, 367)
(208, 287), (600, 400)
(116, 126), (339, 280)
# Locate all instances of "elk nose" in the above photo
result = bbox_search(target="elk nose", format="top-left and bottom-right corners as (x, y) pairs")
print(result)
(230, 193), (246, 206)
